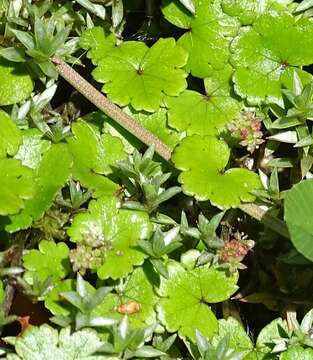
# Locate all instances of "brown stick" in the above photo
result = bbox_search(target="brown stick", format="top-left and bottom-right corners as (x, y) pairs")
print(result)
(52, 57), (289, 239)
(51, 57), (172, 161)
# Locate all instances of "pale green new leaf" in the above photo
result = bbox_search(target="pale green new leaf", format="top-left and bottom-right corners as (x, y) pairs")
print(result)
(5, 324), (104, 360)
(23, 240), (70, 285)
(0, 58), (33, 106)
(172, 135), (261, 208)
(7, 144), (71, 232)
(92, 38), (188, 112)
(230, 13), (313, 106)
(162, 0), (239, 78)
(166, 65), (242, 135)
(0, 110), (21, 158)
(0, 159), (34, 216)
(67, 120), (125, 197)
(93, 265), (158, 328)
(284, 179), (313, 261)
(157, 261), (238, 341)
(68, 195), (152, 279)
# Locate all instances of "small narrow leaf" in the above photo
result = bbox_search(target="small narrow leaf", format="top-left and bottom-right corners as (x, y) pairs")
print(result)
(179, 0), (195, 13)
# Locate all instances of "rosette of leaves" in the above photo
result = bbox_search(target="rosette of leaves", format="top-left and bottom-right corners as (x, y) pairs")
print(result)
(4, 324), (104, 360)
(230, 13), (313, 106)
(0, 111), (34, 216)
(172, 135), (261, 208)
(68, 195), (152, 279)
(117, 146), (181, 214)
(93, 265), (159, 328)
(161, 0), (239, 78)
(166, 65), (242, 136)
(91, 37), (188, 112)
(67, 120), (125, 197)
(0, 58), (33, 106)
(98, 317), (165, 359)
(157, 260), (238, 341)
(5, 16), (74, 78)
(6, 143), (72, 232)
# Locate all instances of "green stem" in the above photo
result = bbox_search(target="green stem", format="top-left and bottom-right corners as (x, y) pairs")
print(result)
(145, 0), (155, 18)
(52, 57), (290, 238)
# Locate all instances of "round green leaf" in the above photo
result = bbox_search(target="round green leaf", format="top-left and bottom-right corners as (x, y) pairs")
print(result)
(285, 179), (313, 261)
(230, 13), (313, 106)
(172, 135), (261, 208)
(280, 346), (313, 360)
(162, 0), (239, 78)
(157, 261), (238, 340)
(14, 129), (51, 169)
(93, 265), (158, 328)
(92, 38), (188, 112)
(166, 66), (242, 135)
(68, 195), (152, 280)
(67, 120), (124, 197)
(256, 318), (288, 353)
(221, 0), (293, 25)
(7, 144), (71, 232)
(0, 159), (34, 216)
(212, 317), (253, 351)
(68, 120), (126, 175)
(7, 324), (104, 360)
(80, 27), (117, 65)
(0, 58), (33, 106)
(0, 110), (21, 158)
(44, 280), (75, 317)
(23, 240), (71, 285)
(125, 107), (181, 149)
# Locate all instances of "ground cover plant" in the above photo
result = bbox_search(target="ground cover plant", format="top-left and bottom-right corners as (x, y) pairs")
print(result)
(3, 0), (313, 358)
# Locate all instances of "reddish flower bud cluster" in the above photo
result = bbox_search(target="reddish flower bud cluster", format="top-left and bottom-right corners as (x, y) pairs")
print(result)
(219, 239), (250, 263)
(228, 110), (264, 153)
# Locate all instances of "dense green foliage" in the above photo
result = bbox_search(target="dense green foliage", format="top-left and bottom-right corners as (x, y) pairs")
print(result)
(1, 0), (313, 358)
